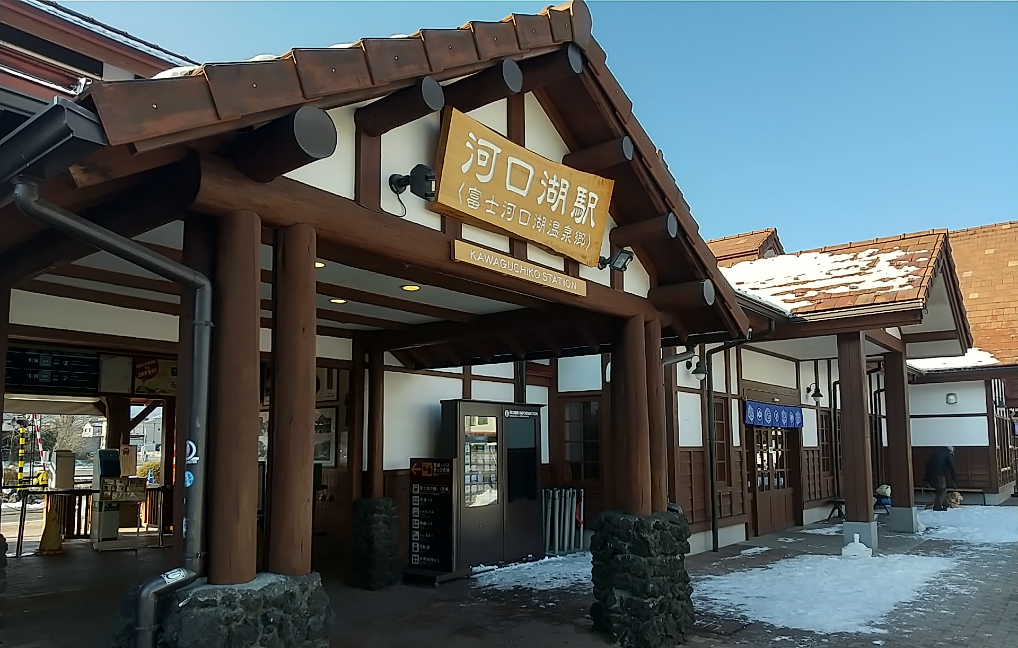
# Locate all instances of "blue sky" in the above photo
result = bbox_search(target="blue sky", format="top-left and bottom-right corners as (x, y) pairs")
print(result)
(66, 1), (1017, 252)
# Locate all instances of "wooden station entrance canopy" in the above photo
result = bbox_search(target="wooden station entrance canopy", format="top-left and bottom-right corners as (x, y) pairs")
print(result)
(0, 0), (750, 366)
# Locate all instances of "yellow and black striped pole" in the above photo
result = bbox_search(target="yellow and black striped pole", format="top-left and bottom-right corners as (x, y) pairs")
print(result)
(18, 424), (27, 485)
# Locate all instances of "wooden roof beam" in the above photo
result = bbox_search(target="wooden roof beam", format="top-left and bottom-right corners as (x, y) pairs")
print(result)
(443, 59), (523, 114)
(354, 76), (445, 137)
(223, 106), (338, 182)
(610, 212), (679, 249)
(648, 280), (716, 313)
(562, 136), (633, 174)
(518, 43), (583, 93)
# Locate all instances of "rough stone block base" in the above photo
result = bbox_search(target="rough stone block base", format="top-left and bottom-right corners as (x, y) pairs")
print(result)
(589, 511), (694, 648)
(889, 507), (925, 534)
(844, 520), (879, 550)
(109, 572), (333, 648)
(348, 497), (401, 590)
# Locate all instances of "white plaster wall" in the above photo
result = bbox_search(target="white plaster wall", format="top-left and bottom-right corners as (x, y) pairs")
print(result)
(800, 362), (818, 405)
(466, 99), (507, 136)
(525, 384), (550, 464)
(316, 336), (352, 361)
(817, 361), (831, 408)
(10, 290), (178, 341)
(622, 254), (651, 298)
(707, 344), (725, 394)
(731, 399), (742, 446)
(431, 366), (464, 374)
(380, 112), (443, 229)
(909, 382), (987, 416)
(675, 359), (702, 390)
(285, 104), (356, 199)
(687, 523), (746, 555)
(802, 408), (820, 447)
(472, 380), (515, 403)
(741, 349), (797, 389)
(472, 362), (515, 379)
(527, 243), (565, 270)
(524, 92), (568, 163)
(911, 417), (989, 447)
(260, 328), (272, 353)
(677, 391), (703, 447)
(803, 504), (831, 525)
(558, 355), (603, 393)
(728, 350), (739, 395)
(382, 371), (463, 470)
(384, 352), (402, 367)
(829, 360), (840, 395)
(461, 224), (511, 252)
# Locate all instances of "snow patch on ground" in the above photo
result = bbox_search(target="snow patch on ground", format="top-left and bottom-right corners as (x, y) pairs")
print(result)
(799, 524), (844, 536)
(918, 506), (1018, 545)
(472, 552), (592, 592)
(740, 546), (771, 556)
(694, 553), (956, 634)
(2, 502), (44, 511)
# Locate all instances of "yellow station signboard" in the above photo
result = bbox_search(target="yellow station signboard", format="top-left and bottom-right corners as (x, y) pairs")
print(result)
(431, 108), (614, 268)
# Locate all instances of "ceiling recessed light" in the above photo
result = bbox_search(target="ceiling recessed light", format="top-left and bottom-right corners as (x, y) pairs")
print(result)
(329, 298), (347, 304)
(314, 261), (326, 268)
(400, 284), (421, 292)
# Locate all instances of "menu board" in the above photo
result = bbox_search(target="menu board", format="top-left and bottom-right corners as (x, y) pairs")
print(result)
(408, 458), (454, 572)
(463, 416), (498, 508)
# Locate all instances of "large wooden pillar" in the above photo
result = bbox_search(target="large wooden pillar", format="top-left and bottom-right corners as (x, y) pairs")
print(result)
(884, 350), (921, 532)
(645, 318), (668, 513)
(611, 315), (652, 517)
(105, 396), (131, 449)
(207, 210), (261, 585)
(366, 350), (384, 499)
(266, 223), (317, 576)
(349, 338), (365, 501)
(173, 213), (217, 558)
(837, 332), (877, 549)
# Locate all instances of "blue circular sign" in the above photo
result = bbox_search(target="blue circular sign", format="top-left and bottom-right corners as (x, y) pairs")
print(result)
(764, 408), (772, 424)
(781, 410), (788, 426)
(185, 470), (194, 488)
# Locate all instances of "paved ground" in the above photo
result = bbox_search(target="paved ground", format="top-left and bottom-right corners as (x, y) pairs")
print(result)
(1, 500), (1015, 648)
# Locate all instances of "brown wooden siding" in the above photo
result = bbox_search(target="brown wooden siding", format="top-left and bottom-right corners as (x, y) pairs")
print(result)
(912, 446), (994, 491)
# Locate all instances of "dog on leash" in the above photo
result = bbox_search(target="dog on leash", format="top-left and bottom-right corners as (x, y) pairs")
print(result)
(924, 491), (963, 509)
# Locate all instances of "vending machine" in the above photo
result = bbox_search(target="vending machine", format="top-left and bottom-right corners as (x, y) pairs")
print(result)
(405, 399), (544, 583)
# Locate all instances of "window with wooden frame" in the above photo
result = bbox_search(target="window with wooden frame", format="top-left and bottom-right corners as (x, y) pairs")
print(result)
(712, 396), (732, 487)
(819, 410), (834, 474)
(563, 399), (600, 481)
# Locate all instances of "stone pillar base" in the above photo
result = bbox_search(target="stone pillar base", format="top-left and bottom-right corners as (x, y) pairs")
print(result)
(109, 572), (333, 648)
(0, 533), (8, 597)
(590, 511), (694, 648)
(889, 507), (925, 534)
(348, 497), (400, 590)
(843, 521), (879, 551)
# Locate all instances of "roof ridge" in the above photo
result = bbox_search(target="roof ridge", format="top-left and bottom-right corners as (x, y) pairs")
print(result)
(797, 228), (948, 256)
(706, 228), (778, 244)
(950, 219), (1018, 235)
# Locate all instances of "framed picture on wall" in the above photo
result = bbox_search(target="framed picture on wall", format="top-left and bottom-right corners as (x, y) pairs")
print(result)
(313, 407), (338, 468)
(258, 411), (270, 462)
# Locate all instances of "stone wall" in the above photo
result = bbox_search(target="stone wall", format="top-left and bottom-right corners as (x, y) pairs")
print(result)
(347, 497), (401, 590)
(589, 511), (694, 648)
(109, 572), (333, 648)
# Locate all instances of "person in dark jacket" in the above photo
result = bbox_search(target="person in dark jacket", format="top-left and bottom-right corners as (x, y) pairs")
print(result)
(925, 446), (958, 511)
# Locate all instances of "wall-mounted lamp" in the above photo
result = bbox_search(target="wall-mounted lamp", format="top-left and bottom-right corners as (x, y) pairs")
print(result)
(388, 163), (436, 216)
(598, 248), (635, 272)
(806, 382), (824, 404)
(945, 393), (958, 405)
(686, 356), (707, 382)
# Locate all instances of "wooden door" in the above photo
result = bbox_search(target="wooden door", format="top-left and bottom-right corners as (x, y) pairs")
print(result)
(751, 426), (797, 536)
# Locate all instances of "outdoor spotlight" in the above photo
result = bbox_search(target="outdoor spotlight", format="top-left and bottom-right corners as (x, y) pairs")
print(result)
(687, 357), (707, 381)
(945, 393), (958, 405)
(388, 164), (436, 202)
(598, 248), (635, 272)
(807, 382), (824, 404)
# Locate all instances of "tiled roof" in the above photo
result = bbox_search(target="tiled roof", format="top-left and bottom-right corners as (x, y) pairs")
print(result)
(948, 221), (1018, 366)
(720, 230), (949, 317)
(707, 228), (784, 267)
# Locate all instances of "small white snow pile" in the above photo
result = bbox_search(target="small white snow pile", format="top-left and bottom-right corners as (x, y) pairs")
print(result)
(472, 552), (592, 592)
(739, 546), (771, 556)
(2, 501), (44, 511)
(918, 506), (1018, 545)
(694, 554), (956, 634)
(908, 348), (999, 371)
(800, 524), (843, 536)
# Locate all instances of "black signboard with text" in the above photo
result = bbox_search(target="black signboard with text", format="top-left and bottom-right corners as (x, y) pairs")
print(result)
(5, 348), (100, 395)
(408, 457), (454, 573)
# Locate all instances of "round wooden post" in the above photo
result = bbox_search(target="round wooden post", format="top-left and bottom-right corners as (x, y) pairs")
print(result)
(366, 350), (384, 499)
(645, 318), (668, 513)
(266, 224), (317, 576)
(207, 210), (261, 586)
(620, 315), (652, 517)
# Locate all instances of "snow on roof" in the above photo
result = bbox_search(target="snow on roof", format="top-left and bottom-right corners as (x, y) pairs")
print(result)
(26, 0), (196, 68)
(908, 347), (1000, 372)
(721, 247), (926, 315)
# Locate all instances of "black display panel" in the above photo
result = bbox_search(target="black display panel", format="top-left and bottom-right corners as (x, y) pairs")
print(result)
(408, 458), (455, 573)
(5, 348), (100, 395)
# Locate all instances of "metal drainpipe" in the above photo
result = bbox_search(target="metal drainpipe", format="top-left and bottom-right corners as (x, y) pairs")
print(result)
(12, 181), (212, 648)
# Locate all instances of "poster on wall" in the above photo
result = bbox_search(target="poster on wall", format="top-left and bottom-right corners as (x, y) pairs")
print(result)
(315, 367), (338, 402)
(313, 408), (338, 468)
(133, 358), (177, 395)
